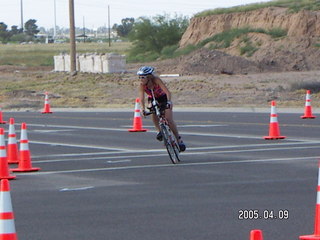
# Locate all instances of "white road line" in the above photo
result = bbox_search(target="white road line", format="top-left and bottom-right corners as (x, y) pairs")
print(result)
(179, 124), (227, 127)
(28, 123), (128, 132)
(60, 186), (94, 192)
(106, 160), (132, 164)
(30, 140), (129, 151)
(34, 144), (320, 163)
(30, 139), (320, 159)
(181, 141), (320, 151)
(32, 151), (125, 158)
(28, 123), (320, 141)
(33, 130), (74, 133)
(123, 124), (228, 128)
(17, 156), (318, 176)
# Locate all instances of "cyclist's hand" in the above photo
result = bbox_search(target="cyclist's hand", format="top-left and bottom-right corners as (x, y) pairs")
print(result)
(167, 101), (173, 109)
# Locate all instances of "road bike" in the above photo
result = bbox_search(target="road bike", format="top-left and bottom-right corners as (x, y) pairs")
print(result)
(144, 90), (181, 164)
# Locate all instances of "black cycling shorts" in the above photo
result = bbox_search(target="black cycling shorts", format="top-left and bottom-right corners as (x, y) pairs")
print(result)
(148, 94), (168, 111)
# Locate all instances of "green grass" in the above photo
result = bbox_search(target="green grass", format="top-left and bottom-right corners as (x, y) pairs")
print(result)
(195, 0), (320, 18)
(197, 27), (286, 49)
(0, 42), (131, 67)
(167, 26), (287, 58)
(240, 44), (258, 57)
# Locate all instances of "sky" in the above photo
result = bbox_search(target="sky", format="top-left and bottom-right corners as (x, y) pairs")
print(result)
(1, 0), (272, 30)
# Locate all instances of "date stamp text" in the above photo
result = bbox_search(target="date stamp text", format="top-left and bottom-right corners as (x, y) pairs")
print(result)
(238, 209), (289, 220)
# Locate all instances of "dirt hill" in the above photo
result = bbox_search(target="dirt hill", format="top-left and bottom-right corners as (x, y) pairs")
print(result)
(180, 7), (320, 46)
(158, 7), (320, 75)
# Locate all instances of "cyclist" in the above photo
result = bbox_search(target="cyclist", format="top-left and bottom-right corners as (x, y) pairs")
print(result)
(137, 66), (186, 152)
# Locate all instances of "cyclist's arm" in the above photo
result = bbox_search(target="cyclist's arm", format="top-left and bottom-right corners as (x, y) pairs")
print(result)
(139, 84), (146, 111)
(155, 78), (171, 101)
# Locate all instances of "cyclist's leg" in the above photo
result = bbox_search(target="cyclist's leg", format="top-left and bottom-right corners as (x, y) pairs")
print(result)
(151, 113), (163, 141)
(151, 113), (160, 132)
(147, 97), (161, 138)
(164, 108), (179, 139)
(165, 108), (186, 151)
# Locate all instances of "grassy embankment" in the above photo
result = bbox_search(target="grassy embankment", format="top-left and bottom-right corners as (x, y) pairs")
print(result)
(0, 42), (135, 109)
(195, 0), (320, 17)
(0, 41), (131, 67)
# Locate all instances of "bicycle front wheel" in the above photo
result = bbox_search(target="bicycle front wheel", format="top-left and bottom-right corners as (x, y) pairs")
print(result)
(160, 124), (180, 164)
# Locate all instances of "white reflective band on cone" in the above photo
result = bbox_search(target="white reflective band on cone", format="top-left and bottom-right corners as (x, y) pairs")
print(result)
(21, 131), (27, 141)
(317, 167), (320, 204)
(8, 125), (14, 134)
(134, 111), (141, 118)
(0, 219), (16, 234)
(0, 138), (4, 147)
(0, 192), (13, 213)
(20, 143), (29, 151)
(270, 116), (278, 123)
(0, 149), (5, 158)
(7, 136), (17, 145)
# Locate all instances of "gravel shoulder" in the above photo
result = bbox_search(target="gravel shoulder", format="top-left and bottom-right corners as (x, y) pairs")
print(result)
(0, 65), (319, 111)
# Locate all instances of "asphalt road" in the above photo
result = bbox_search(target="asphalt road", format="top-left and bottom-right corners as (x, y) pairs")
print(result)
(1, 110), (320, 240)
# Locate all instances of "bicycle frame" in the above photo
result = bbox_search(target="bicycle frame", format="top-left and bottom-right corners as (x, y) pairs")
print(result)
(147, 90), (180, 164)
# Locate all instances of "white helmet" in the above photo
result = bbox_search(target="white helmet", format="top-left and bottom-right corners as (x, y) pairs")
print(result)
(137, 66), (154, 76)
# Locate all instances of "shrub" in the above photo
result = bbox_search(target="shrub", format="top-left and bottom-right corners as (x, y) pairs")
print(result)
(160, 44), (179, 58)
(290, 81), (320, 93)
(173, 44), (199, 56)
(267, 28), (287, 38)
(240, 44), (258, 57)
(127, 51), (160, 63)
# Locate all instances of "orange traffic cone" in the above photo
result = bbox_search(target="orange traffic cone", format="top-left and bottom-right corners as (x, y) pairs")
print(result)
(264, 101), (286, 140)
(41, 92), (52, 114)
(128, 98), (147, 132)
(300, 162), (320, 240)
(0, 108), (6, 124)
(250, 230), (263, 240)
(0, 129), (15, 180)
(301, 90), (316, 119)
(0, 179), (18, 240)
(12, 123), (40, 172)
(7, 118), (19, 164)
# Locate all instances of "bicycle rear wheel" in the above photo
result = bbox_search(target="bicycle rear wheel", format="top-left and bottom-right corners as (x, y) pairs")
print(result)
(160, 124), (180, 164)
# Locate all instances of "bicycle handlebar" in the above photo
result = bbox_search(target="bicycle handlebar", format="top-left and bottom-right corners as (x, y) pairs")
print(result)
(144, 110), (153, 116)
(143, 89), (170, 117)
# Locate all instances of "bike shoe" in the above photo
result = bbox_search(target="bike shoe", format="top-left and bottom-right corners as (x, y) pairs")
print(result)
(156, 131), (163, 141)
(179, 141), (186, 152)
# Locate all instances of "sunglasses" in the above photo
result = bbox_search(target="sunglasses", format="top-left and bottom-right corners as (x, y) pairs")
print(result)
(139, 76), (147, 79)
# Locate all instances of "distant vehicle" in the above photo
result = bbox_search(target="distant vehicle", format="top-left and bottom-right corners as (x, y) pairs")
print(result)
(46, 37), (54, 44)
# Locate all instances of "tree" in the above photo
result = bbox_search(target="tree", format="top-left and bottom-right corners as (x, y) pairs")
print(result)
(113, 18), (135, 37)
(0, 22), (9, 42)
(24, 19), (39, 37)
(128, 14), (189, 59)
(10, 25), (21, 35)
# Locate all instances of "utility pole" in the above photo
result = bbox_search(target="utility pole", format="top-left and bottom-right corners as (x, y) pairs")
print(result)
(83, 16), (86, 43)
(20, 0), (24, 31)
(69, 0), (77, 75)
(108, 5), (111, 47)
(53, 0), (57, 39)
